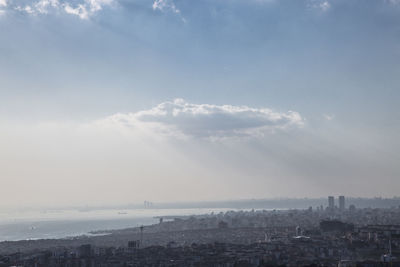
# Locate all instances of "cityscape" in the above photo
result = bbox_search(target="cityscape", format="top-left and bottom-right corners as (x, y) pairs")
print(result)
(1, 0), (400, 265)
(1, 196), (400, 266)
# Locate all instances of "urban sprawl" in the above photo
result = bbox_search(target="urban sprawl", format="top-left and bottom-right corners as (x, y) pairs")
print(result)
(1, 196), (400, 266)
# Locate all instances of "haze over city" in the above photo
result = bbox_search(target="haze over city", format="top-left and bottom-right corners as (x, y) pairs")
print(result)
(1, 0), (399, 208)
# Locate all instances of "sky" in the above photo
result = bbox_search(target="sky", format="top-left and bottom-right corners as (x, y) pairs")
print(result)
(0, 0), (399, 207)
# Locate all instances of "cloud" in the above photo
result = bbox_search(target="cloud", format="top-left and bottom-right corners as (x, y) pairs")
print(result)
(319, 1), (330, 11)
(14, 5), (37, 14)
(308, 0), (331, 12)
(152, 0), (186, 22)
(7, 0), (113, 19)
(387, 0), (400, 4)
(323, 114), (335, 121)
(34, 0), (60, 14)
(0, 0), (5, 15)
(101, 99), (304, 139)
(64, 3), (89, 19)
(152, 0), (178, 13)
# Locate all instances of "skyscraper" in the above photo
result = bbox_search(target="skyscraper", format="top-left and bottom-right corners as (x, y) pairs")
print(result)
(339, 196), (345, 211)
(328, 196), (334, 210)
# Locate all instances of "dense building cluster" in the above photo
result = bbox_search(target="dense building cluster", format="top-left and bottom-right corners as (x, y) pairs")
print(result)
(1, 198), (400, 266)
(0, 232), (399, 267)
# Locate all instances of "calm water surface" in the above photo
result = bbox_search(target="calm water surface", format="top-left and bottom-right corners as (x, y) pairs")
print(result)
(0, 208), (241, 241)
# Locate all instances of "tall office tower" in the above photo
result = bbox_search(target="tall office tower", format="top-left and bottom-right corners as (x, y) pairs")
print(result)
(339, 195), (345, 211)
(328, 196), (334, 210)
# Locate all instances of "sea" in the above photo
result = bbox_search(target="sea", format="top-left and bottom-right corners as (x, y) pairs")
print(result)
(0, 208), (239, 241)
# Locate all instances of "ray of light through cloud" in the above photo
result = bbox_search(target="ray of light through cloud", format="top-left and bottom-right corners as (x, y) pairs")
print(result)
(0, 0), (400, 207)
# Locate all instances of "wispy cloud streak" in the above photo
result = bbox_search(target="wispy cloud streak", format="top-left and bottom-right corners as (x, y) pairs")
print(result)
(152, 0), (186, 22)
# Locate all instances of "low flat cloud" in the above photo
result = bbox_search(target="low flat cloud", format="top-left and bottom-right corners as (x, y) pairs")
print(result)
(102, 99), (304, 139)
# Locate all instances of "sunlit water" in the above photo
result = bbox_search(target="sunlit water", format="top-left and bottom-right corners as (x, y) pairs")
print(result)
(0, 208), (241, 241)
